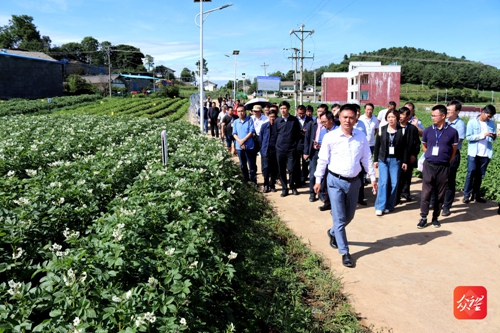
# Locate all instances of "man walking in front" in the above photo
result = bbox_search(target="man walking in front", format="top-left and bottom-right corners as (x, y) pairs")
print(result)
(314, 104), (378, 267)
(418, 105), (458, 229)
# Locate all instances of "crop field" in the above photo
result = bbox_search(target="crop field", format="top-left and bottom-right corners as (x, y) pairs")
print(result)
(1, 97), (363, 333)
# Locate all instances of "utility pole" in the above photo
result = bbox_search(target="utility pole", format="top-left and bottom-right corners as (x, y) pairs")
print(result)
(290, 24), (314, 106)
(285, 47), (300, 113)
(107, 46), (112, 97)
(261, 62), (269, 76)
(313, 70), (316, 103)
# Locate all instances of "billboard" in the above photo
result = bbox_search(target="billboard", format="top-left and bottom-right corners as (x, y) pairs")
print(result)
(257, 76), (281, 92)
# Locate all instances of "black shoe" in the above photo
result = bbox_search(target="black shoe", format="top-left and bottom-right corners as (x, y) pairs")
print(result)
(263, 186), (270, 193)
(358, 200), (367, 206)
(429, 205), (434, 210)
(280, 190), (289, 197)
(417, 218), (427, 229)
(318, 194), (325, 203)
(432, 219), (441, 228)
(462, 196), (470, 204)
(441, 208), (451, 217)
(270, 187), (277, 193)
(475, 197), (487, 203)
(402, 194), (414, 202)
(292, 188), (299, 196)
(342, 253), (353, 267)
(327, 229), (337, 249)
(309, 194), (317, 202)
(318, 204), (331, 211)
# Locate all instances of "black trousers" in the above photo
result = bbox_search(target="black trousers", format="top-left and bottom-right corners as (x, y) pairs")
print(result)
(430, 150), (460, 210)
(276, 149), (299, 190)
(420, 160), (450, 219)
(262, 148), (278, 188)
(210, 119), (219, 137)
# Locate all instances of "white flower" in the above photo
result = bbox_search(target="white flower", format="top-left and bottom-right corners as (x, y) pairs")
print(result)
(227, 251), (238, 260)
(112, 295), (122, 302)
(189, 261), (198, 269)
(79, 272), (87, 283)
(14, 197), (30, 206)
(144, 312), (156, 323)
(59, 197), (65, 204)
(12, 247), (23, 259)
(135, 316), (145, 327)
(125, 290), (132, 300)
(73, 317), (80, 326)
(50, 243), (63, 252)
(148, 277), (155, 286)
(165, 248), (175, 256)
(7, 170), (15, 177)
(77, 180), (86, 186)
(87, 189), (93, 194)
(180, 318), (187, 326)
(25, 169), (37, 177)
(229, 322), (235, 332)
(68, 268), (76, 279)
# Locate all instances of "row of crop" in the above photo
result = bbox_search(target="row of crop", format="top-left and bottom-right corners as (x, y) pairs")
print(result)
(0, 120), (247, 332)
(0, 95), (101, 117)
(55, 98), (156, 116)
(0, 115), (159, 178)
(146, 99), (189, 119)
(121, 98), (181, 118)
(1, 117), (167, 278)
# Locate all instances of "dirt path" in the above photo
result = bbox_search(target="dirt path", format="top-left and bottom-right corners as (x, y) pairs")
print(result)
(257, 163), (499, 332)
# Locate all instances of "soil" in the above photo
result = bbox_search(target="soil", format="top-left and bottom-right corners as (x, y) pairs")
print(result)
(262, 173), (500, 332)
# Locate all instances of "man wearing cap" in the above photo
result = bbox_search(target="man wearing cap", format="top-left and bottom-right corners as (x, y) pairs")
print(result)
(251, 105), (268, 137)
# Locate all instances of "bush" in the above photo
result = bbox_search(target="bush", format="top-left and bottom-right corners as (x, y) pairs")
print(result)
(156, 85), (180, 98)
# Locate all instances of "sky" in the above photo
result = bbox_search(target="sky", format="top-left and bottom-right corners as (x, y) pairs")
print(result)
(2, 0), (499, 86)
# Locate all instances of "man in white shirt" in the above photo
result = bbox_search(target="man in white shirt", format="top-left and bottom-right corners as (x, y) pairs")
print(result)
(250, 105), (268, 136)
(314, 104), (378, 267)
(377, 101), (397, 132)
(359, 103), (379, 153)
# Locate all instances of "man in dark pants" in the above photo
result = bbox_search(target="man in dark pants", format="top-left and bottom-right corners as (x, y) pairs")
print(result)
(418, 105), (458, 229)
(208, 102), (219, 138)
(295, 105), (313, 187)
(260, 109), (279, 193)
(303, 108), (325, 202)
(315, 111), (338, 211)
(276, 101), (301, 197)
(429, 100), (466, 215)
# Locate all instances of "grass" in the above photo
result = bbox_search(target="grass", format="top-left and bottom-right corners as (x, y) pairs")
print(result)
(225, 179), (374, 332)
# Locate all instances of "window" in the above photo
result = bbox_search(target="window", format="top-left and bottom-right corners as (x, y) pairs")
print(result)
(360, 90), (369, 100)
(361, 74), (369, 84)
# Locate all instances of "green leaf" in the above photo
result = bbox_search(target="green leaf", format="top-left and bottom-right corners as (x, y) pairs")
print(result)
(49, 309), (61, 317)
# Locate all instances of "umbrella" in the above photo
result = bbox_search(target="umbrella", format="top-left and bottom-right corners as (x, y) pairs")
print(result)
(244, 97), (270, 111)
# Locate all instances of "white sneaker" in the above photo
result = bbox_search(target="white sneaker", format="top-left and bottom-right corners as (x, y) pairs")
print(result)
(383, 209), (390, 214)
(375, 210), (383, 216)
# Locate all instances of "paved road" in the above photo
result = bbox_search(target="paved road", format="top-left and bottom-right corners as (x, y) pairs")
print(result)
(261, 173), (499, 332)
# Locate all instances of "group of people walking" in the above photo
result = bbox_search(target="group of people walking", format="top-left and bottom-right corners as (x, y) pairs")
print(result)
(203, 97), (499, 267)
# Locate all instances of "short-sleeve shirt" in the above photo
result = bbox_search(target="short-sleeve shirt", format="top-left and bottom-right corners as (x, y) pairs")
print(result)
(359, 114), (379, 146)
(422, 125), (458, 164)
(222, 114), (237, 137)
(447, 117), (466, 150)
(232, 116), (255, 150)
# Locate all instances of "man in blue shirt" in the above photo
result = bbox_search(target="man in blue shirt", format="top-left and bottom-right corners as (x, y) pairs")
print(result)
(233, 105), (257, 184)
(418, 105), (458, 229)
(463, 105), (497, 204)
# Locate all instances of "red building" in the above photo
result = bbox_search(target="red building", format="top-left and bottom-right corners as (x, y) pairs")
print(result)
(322, 62), (401, 106)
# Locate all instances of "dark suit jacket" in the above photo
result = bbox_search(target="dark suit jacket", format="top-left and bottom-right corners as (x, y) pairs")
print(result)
(276, 115), (301, 152)
(303, 120), (319, 156)
(260, 121), (276, 156)
(374, 124), (409, 164)
(297, 116), (313, 154)
(405, 123), (421, 159)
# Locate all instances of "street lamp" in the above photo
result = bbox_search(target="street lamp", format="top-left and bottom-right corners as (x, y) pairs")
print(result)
(242, 72), (245, 94)
(194, 1), (233, 134)
(231, 50), (239, 101)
